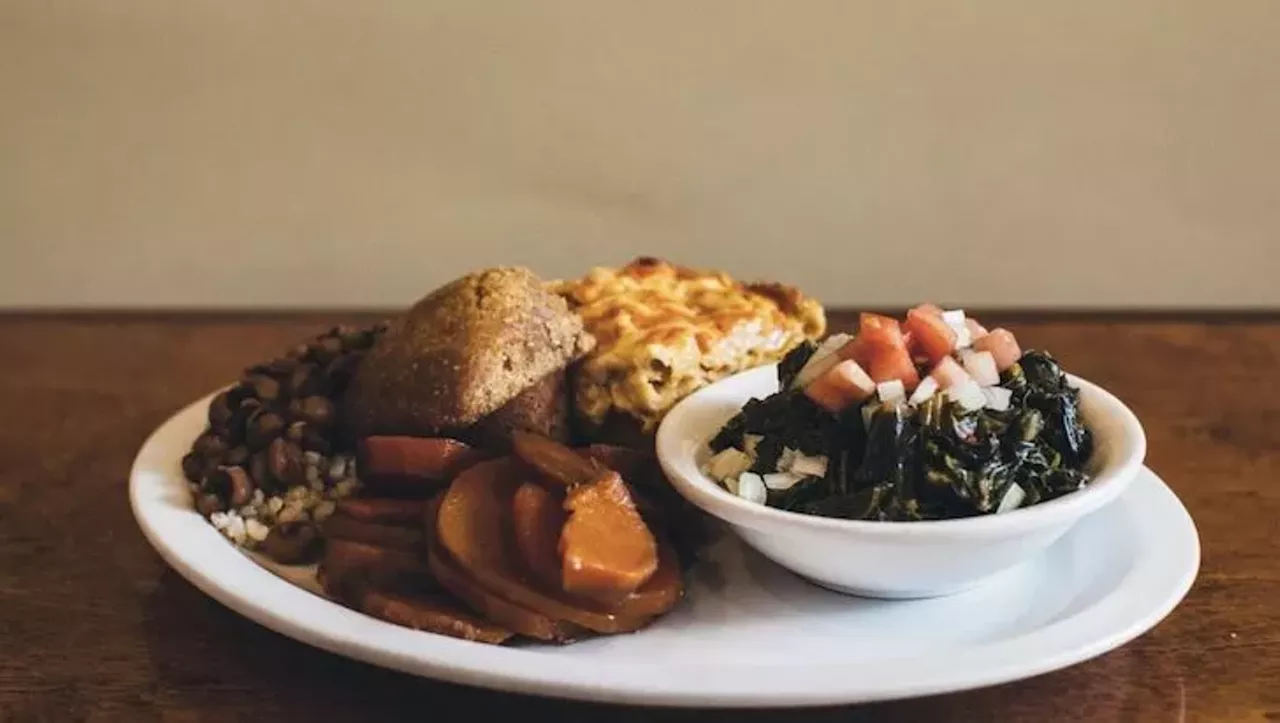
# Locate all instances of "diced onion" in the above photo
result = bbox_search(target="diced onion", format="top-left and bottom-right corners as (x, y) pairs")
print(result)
(948, 378), (987, 411)
(789, 454), (829, 478)
(792, 333), (853, 389)
(997, 483), (1026, 513)
(736, 473), (768, 504)
(876, 379), (906, 404)
(706, 447), (752, 482)
(907, 375), (939, 406)
(960, 349), (1000, 387)
(942, 309), (973, 348)
(763, 472), (804, 490)
(776, 447), (799, 473)
(983, 386), (1013, 412)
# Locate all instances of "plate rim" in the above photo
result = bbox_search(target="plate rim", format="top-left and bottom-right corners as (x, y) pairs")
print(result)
(129, 389), (1201, 708)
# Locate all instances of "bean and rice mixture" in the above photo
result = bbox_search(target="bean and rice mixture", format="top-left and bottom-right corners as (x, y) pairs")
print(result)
(180, 322), (387, 561)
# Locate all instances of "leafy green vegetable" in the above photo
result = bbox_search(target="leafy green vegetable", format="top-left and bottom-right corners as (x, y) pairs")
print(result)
(711, 348), (1094, 522)
(777, 340), (818, 389)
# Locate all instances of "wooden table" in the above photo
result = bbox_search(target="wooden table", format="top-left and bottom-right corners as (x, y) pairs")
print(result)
(2, 313), (1276, 722)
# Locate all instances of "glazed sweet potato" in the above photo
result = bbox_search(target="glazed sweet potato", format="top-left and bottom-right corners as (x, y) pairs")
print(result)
(320, 515), (424, 552)
(358, 436), (490, 496)
(511, 430), (608, 488)
(318, 538), (437, 599)
(510, 481), (565, 589)
(426, 525), (578, 642)
(579, 444), (655, 482)
(435, 458), (652, 634)
(508, 480), (682, 618)
(610, 539), (683, 620)
(512, 431), (659, 604)
(559, 473), (659, 604)
(334, 498), (427, 526)
(351, 584), (513, 645)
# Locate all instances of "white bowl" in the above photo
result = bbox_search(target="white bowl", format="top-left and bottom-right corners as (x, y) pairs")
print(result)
(656, 364), (1147, 599)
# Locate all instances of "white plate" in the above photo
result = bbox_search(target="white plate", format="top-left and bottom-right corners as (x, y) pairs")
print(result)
(130, 391), (1200, 708)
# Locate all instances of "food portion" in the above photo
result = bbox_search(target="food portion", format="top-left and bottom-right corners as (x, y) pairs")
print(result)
(180, 323), (386, 551)
(705, 306), (1094, 521)
(550, 257), (826, 446)
(342, 266), (593, 445)
(512, 430), (659, 604)
(184, 260), (808, 646)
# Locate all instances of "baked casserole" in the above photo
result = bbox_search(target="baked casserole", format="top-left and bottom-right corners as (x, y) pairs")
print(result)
(550, 257), (826, 445)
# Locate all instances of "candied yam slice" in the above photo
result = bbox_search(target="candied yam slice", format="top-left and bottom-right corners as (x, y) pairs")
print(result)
(318, 538), (438, 599)
(353, 586), (513, 645)
(358, 436), (490, 481)
(320, 515), (424, 552)
(435, 458), (652, 634)
(425, 496), (578, 642)
(606, 539), (684, 621)
(334, 498), (427, 526)
(511, 481), (566, 589)
(511, 430), (608, 488)
(560, 474), (659, 605)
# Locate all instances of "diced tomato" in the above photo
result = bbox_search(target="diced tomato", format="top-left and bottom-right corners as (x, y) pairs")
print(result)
(913, 303), (944, 318)
(804, 359), (877, 413)
(841, 315), (907, 363)
(859, 313), (906, 348)
(837, 335), (870, 365)
(839, 314), (920, 390)
(865, 343), (920, 391)
(904, 309), (958, 363)
(860, 312), (900, 334)
(973, 328), (1022, 371)
(965, 318), (989, 340)
(930, 356), (971, 389)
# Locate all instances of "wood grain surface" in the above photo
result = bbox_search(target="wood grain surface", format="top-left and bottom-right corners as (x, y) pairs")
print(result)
(1, 312), (1277, 722)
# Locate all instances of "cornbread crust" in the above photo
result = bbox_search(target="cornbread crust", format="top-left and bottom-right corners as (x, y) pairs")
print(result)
(550, 257), (826, 441)
(343, 267), (595, 440)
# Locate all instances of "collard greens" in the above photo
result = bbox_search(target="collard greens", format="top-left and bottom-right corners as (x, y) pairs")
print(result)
(710, 347), (1093, 522)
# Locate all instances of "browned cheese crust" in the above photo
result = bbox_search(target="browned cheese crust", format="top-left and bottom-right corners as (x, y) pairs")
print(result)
(549, 257), (826, 445)
(342, 267), (595, 440)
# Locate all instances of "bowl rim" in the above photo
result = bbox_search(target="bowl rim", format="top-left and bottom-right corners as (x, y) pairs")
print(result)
(656, 364), (1147, 539)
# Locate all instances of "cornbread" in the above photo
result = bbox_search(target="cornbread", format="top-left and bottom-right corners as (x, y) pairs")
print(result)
(343, 267), (595, 441)
(550, 257), (826, 444)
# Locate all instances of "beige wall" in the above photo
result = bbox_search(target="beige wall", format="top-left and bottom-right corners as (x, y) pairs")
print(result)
(2, 1), (1278, 310)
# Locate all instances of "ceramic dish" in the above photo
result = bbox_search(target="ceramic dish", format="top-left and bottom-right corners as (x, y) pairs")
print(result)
(130, 389), (1197, 707)
(656, 364), (1146, 598)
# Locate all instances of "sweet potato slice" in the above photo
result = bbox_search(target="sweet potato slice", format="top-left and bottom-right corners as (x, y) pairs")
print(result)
(591, 539), (682, 621)
(435, 458), (651, 634)
(511, 482), (566, 589)
(426, 528), (577, 642)
(358, 437), (490, 495)
(559, 474), (659, 604)
(511, 430), (609, 488)
(579, 444), (654, 482)
(318, 538), (438, 598)
(509, 434), (661, 605)
(352, 585), (513, 645)
(320, 515), (424, 552)
(334, 498), (426, 526)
